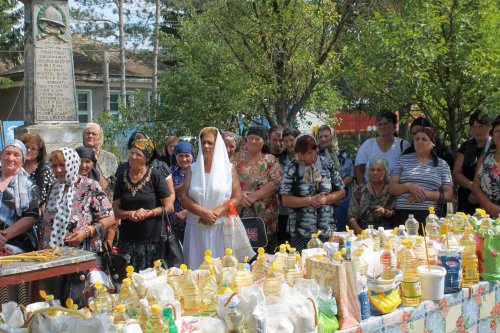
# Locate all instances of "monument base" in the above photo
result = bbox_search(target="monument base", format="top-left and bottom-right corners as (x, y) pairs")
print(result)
(14, 124), (84, 153)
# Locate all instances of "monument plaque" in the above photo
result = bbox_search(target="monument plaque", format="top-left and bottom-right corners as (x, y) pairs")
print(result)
(15, 0), (83, 150)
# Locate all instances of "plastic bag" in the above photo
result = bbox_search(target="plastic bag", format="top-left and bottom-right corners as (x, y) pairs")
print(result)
(367, 278), (401, 315)
(264, 304), (294, 333)
(318, 313), (339, 333)
(480, 233), (500, 281)
(0, 302), (25, 328)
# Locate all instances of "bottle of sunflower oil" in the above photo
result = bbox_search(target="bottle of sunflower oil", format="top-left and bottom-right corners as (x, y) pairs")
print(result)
(307, 231), (323, 249)
(263, 262), (282, 297)
(234, 258), (254, 293)
(179, 264), (202, 316)
(460, 227), (479, 287)
(200, 267), (218, 313)
(251, 247), (268, 280)
(399, 240), (421, 307)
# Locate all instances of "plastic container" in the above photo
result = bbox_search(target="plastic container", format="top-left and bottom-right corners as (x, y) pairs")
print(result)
(234, 263), (254, 293)
(113, 304), (130, 325)
(425, 206), (440, 238)
(93, 281), (113, 313)
(251, 248), (268, 280)
(263, 262), (282, 297)
(413, 236), (427, 267)
(380, 244), (397, 280)
(396, 225), (408, 237)
(285, 252), (303, 287)
(399, 240), (421, 307)
(225, 303), (243, 333)
(273, 244), (288, 272)
(221, 248), (239, 269)
(459, 228), (479, 287)
(179, 264), (203, 315)
(374, 227), (386, 251)
(417, 265), (446, 300)
(146, 304), (168, 332)
(200, 268), (218, 313)
(117, 278), (140, 317)
(307, 231), (324, 249)
(405, 214), (419, 236)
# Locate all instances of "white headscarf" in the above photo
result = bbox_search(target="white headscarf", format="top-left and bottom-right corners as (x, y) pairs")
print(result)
(186, 129), (232, 224)
(47, 147), (81, 248)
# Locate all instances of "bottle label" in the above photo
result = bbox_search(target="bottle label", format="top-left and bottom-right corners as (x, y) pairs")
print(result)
(464, 266), (477, 279)
(401, 280), (421, 298)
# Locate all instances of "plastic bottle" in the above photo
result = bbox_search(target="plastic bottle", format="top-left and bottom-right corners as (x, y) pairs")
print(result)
(234, 260), (254, 293)
(199, 250), (215, 271)
(251, 248), (268, 280)
(425, 206), (440, 233)
(39, 290), (60, 308)
(405, 214), (419, 236)
(153, 259), (166, 276)
(451, 212), (466, 235)
(344, 241), (352, 260)
(478, 214), (494, 236)
(221, 248), (239, 269)
(117, 278), (140, 317)
(396, 225), (408, 237)
(113, 304), (130, 326)
(472, 208), (486, 230)
(93, 281), (114, 313)
(345, 229), (356, 243)
(307, 231), (323, 249)
(285, 252), (303, 287)
(440, 211), (453, 236)
(145, 304), (168, 333)
(374, 227), (386, 251)
(273, 244), (288, 272)
(163, 307), (178, 333)
(224, 303), (243, 333)
(200, 268), (218, 313)
(459, 227), (479, 287)
(380, 244), (397, 280)
(412, 236), (427, 267)
(355, 229), (369, 241)
(352, 248), (370, 320)
(263, 262), (282, 297)
(179, 264), (202, 316)
(137, 299), (150, 331)
(367, 225), (376, 238)
(399, 240), (421, 307)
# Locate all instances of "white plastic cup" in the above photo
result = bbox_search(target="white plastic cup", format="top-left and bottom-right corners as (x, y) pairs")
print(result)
(418, 265), (447, 301)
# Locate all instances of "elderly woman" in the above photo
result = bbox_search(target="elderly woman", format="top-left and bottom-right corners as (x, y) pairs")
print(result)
(348, 157), (396, 234)
(0, 140), (39, 305)
(83, 122), (118, 183)
(280, 134), (345, 251)
(223, 130), (239, 158)
(389, 127), (453, 223)
(182, 127), (253, 268)
(231, 125), (283, 249)
(39, 147), (115, 302)
(21, 133), (56, 208)
(355, 110), (410, 184)
(473, 116), (500, 217)
(171, 142), (195, 243)
(453, 111), (492, 214)
(113, 139), (172, 271)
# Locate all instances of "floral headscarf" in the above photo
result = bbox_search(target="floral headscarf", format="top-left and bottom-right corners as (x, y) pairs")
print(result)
(130, 138), (156, 164)
(47, 147), (81, 248)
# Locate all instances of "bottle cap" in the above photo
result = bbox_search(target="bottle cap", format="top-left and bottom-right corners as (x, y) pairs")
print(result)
(48, 308), (58, 316)
(163, 307), (173, 317)
(154, 259), (162, 267)
(204, 255), (212, 263)
(45, 294), (54, 301)
(95, 281), (102, 290)
(315, 254), (324, 261)
(204, 249), (212, 257)
(378, 227), (384, 232)
(126, 265), (134, 274)
(279, 244), (287, 251)
(151, 304), (162, 314)
(180, 264), (188, 272)
(403, 240), (413, 248)
(257, 247), (265, 254)
(416, 236), (423, 243)
(361, 230), (367, 235)
(225, 248), (233, 255)
(116, 304), (127, 313)
(122, 278), (131, 285)
(385, 244), (392, 250)
(333, 252), (342, 260)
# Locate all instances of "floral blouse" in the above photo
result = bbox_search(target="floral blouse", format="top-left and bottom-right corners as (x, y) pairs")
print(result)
(347, 183), (396, 230)
(478, 152), (500, 205)
(231, 152), (283, 234)
(171, 164), (187, 236)
(39, 176), (113, 251)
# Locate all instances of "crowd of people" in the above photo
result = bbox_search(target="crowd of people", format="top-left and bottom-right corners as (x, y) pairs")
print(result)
(0, 110), (499, 305)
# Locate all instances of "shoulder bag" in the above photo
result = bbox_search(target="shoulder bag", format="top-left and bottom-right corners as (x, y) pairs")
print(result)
(158, 207), (184, 268)
(239, 206), (268, 249)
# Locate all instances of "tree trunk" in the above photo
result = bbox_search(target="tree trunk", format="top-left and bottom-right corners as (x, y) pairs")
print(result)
(119, 0), (126, 108)
(102, 51), (110, 113)
(152, 0), (160, 102)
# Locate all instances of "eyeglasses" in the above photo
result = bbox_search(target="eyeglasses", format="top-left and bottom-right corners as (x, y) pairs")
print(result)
(26, 146), (40, 152)
(128, 151), (145, 158)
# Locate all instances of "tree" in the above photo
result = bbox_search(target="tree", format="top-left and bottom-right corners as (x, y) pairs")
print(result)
(159, 0), (367, 133)
(0, 1), (23, 65)
(340, 0), (499, 151)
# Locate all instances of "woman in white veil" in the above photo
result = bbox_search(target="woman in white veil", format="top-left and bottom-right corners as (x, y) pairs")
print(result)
(181, 127), (243, 268)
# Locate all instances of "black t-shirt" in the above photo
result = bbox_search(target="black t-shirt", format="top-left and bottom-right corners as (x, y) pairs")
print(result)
(114, 167), (170, 242)
(458, 139), (484, 182)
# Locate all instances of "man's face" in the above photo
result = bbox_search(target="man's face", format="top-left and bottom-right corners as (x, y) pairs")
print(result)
(269, 131), (284, 155)
(318, 129), (332, 149)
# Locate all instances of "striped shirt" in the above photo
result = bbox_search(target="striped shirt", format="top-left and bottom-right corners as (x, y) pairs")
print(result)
(393, 153), (453, 211)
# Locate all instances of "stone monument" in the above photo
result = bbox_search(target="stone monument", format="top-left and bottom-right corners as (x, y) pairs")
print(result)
(15, 0), (83, 151)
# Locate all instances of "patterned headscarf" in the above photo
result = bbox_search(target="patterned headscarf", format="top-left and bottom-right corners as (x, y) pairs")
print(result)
(130, 138), (156, 164)
(1, 139), (27, 162)
(1, 139), (30, 217)
(47, 147), (81, 248)
(222, 131), (239, 142)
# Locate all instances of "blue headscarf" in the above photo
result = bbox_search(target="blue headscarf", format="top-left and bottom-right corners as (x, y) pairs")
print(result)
(173, 141), (194, 160)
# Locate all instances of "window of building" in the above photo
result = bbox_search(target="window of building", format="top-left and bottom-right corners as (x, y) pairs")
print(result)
(110, 91), (134, 119)
(76, 90), (92, 124)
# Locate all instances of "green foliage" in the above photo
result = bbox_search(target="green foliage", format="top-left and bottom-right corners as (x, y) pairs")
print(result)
(341, 0), (499, 150)
(0, 0), (23, 66)
(158, 0), (362, 134)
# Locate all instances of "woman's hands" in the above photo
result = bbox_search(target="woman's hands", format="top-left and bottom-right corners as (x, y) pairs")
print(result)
(240, 191), (256, 208)
(65, 229), (86, 247)
(406, 183), (427, 203)
(199, 208), (219, 225)
(310, 193), (327, 208)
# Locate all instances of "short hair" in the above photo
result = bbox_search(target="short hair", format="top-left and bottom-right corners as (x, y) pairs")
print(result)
(294, 134), (317, 154)
(21, 132), (47, 166)
(269, 125), (284, 135)
(376, 109), (398, 126)
(318, 125), (332, 134)
(283, 127), (300, 138)
(200, 127), (219, 142)
(49, 150), (65, 164)
(490, 115), (500, 137)
(469, 110), (491, 126)
(83, 122), (104, 148)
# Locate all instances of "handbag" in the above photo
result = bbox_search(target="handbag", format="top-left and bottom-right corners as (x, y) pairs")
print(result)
(95, 225), (131, 283)
(158, 207), (184, 268)
(240, 206), (268, 248)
